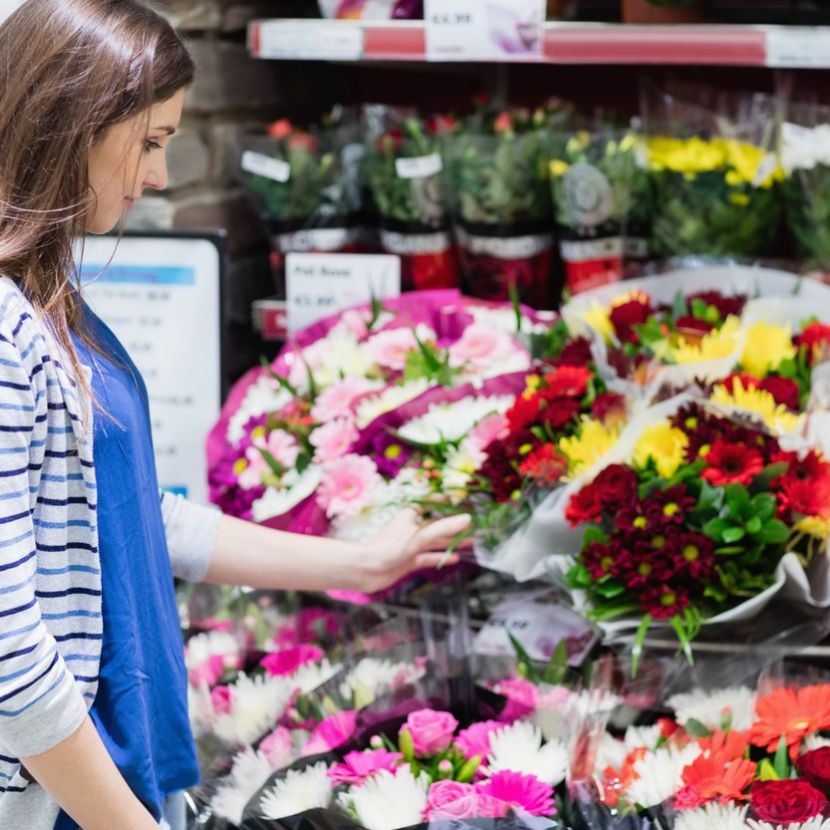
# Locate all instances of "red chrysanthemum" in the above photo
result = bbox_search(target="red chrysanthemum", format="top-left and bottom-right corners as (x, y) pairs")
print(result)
(518, 444), (567, 486)
(539, 397), (581, 431)
(759, 375), (801, 411)
(640, 584), (691, 619)
(541, 365), (593, 398)
(565, 482), (603, 527)
(582, 540), (621, 580)
(554, 337), (593, 367)
(645, 485), (696, 525)
(670, 532), (715, 581)
(610, 298), (652, 344)
(593, 464), (639, 512)
(688, 290), (747, 319)
(701, 440), (764, 486)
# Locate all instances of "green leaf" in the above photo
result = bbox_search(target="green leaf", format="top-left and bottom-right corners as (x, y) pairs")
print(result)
(756, 519), (790, 545)
(672, 290), (688, 322)
(295, 452), (311, 475)
(507, 632), (539, 684)
(684, 718), (712, 738)
(631, 613), (652, 678)
(725, 484), (751, 518)
(773, 734), (791, 779)
(583, 526), (610, 547)
(671, 615), (695, 666)
(703, 518), (730, 542)
(750, 492), (777, 522)
(509, 280), (524, 334)
(758, 758), (780, 781)
(745, 516), (762, 535)
(597, 582), (627, 599)
(259, 448), (287, 478)
(259, 356), (299, 398)
(542, 639), (569, 686)
(754, 462), (789, 489)
(722, 526), (746, 544)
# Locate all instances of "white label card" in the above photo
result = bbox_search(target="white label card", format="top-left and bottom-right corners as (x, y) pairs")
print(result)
(286, 253), (401, 335)
(766, 29), (830, 68)
(424, 0), (545, 62)
(257, 21), (364, 61)
(395, 153), (443, 179)
(241, 151), (291, 183)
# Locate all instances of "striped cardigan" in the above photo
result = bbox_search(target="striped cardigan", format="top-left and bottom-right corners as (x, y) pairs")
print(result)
(0, 277), (220, 826)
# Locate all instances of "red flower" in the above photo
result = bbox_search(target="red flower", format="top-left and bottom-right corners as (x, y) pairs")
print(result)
(554, 338), (592, 367)
(493, 112), (513, 133)
(795, 321), (830, 364)
(701, 440), (764, 486)
(425, 114), (459, 134)
(593, 464), (639, 512)
(591, 391), (627, 425)
(674, 315), (714, 335)
(751, 684), (830, 759)
(620, 545), (673, 589)
(609, 299), (652, 344)
(582, 540), (620, 580)
(750, 779), (828, 824)
(506, 394), (544, 433)
(518, 444), (567, 486)
(542, 365), (593, 398)
(797, 747), (830, 795)
(267, 118), (292, 139)
(539, 397), (581, 431)
(759, 375), (801, 411)
(681, 731), (756, 805)
(670, 532), (715, 581)
(776, 449), (830, 485)
(566, 482), (603, 527)
(688, 290), (747, 319)
(640, 584), (690, 619)
(720, 372), (760, 395)
(646, 485), (696, 525)
(778, 475), (830, 519)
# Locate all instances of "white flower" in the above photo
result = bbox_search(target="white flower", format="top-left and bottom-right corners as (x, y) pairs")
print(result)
(781, 122), (830, 175)
(468, 305), (549, 336)
(622, 724), (663, 752)
(805, 734), (830, 751)
(486, 720), (568, 786)
(259, 762), (333, 820)
(251, 466), (323, 523)
(339, 658), (422, 708)
(185, 631), (241, 671)
(398, 395), (514, 446)
(227, 375), (291, 444)
(626, 743), (701, 809)
(212, 673), (293, 746)
(667, 687), (756, 732)
(355, 379), (432, 429)
(442, 441), (487, 499)
(347, 767), (429, 830)
(288, 327), (374, 390)
(676, 803), (749, 830)
(749, 820), (830, 830)
(210, 747), (279, 824)
(187, 684), (215, 738)
(290, 659), (341, 694)
(592, 733), (630, 778)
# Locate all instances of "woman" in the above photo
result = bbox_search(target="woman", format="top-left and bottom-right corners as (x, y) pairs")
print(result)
(0, 2), (469, 828)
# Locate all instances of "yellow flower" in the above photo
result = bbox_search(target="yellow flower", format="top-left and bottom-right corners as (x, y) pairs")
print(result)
(581, 302), (614, 342)
(711, 380), (804, 434)
(633, 421), (689, 479)
(549, 159), (569, 177)
(741, 321), (796, 377)
(610, 288), (651, 310)
(647, 136), (726, 175)
(670, 315), (741, 364)
(523, 375), (541, 399)
(796, 515), (830, 541)
(559, 418), (619, 478)
(729, 192), (751, 206)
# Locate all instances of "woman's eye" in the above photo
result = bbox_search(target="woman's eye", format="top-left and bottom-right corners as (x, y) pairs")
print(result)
(144, 139), (162, 153)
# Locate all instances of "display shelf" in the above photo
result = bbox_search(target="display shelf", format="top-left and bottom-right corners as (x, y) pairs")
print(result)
(248, 19), (830, 68)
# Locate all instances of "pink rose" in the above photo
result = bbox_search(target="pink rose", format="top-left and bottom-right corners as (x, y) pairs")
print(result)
(454, 720), (505, 761)
(311, 378), (377, 422)
(317, 455), (379, 519)
(341, 309), (370, 339)
(260, 644), (324, 677)
(259, 726), (295, 770)
(495, 677), (540, 722)
(329, 749), (403, 786)
(476, 771), (555, 817)
(403, 709), (459, 756)
(367, 328), (423, 371)
(310, 418), (359, 464)
(448, 324), (513, 371)
(210, 685), (232, 715)
(302, 711), (358, 756)
(424, 781), (481, 821)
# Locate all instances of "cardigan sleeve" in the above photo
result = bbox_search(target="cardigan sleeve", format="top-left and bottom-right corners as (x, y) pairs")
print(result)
(159, 491), (221, 582)
(0, 335), (87, 759)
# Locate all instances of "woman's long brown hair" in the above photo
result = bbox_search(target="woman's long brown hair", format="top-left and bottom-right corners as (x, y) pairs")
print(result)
(0, 0), (193, 401)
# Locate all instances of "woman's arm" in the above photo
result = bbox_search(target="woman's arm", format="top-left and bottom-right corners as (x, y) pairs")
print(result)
(20, 718), (159, 830)
(202, 509), (470, 594)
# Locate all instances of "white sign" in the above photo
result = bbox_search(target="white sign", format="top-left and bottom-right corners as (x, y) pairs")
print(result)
(395, 153), (443, 179)
(257, 20), (364, 61)
(241, 151), (291, 183)
(286, 253), (401, 335)
(79, 235), (223, 506)
(766, 29), (830, 68)
(424, 0), (545, 62)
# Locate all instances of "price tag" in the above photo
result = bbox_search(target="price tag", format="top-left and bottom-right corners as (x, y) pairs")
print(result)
(257, 21), (364, 61)
(424, 0), (545, 62)
(395, 153), (443, 179)
(241, 151), (290, 183)
(473, 592), (598, 666)
(286, 253), (401, 335)
(766, 29), (830, 68)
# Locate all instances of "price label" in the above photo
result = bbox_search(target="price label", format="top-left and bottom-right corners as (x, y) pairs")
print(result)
(395, 153), (443, 179)
(424, 0), (545, 62)
(766, 29), (830, 68)
(257, 21), (364, 61)
(286, 253), (401, 335)
(241, 151), (290, 183)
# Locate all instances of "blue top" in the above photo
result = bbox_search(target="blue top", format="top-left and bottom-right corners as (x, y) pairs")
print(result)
(55, 306), (199, 828)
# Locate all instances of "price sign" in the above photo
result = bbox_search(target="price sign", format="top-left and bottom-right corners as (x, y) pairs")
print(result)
(286, 253), (401, 335)
(766, 29), (830, 68)
(257, 21), (364, 60)
(424, 0), (545, 62)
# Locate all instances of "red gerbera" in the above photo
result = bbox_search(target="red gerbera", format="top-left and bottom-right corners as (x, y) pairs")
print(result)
(701, 440), (764, 486)
(518, 444), (567, 485)
(680, 731), (756, 805)
(505, 393), (544, 432)
(778, 475), (830, 519)
(750, 684), (830, 759)
(795, 321), (830, 365)
(541, 365), (593, 398)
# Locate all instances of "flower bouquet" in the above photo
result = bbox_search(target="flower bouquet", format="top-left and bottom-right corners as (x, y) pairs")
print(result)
(317, 0), (423, 18)
(549, 129), (651, 295)
(363, 108), (459, 291)
(445, 106), (556, 308)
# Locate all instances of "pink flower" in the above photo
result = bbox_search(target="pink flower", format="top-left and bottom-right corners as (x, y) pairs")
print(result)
(476, 771), (555, 817)
(260, 644), (324, 677)
(329, 749), (403, 786)
(536, 686), (570, 709)
(402, 709), (459, 756)
(189, 655), (229, 689)
(367, 328), (422, 371)
(424, 781), (481, 821)
(199, 617), (233, 633)
(341, 309), (370, 339)
(454, 720), (505, 761)
(297, 608), (341, 641)
(467, 413), (509, 454)
(310, 418), (358, 464)
(210, 685), (232, 715)
(311, 378), (377, 422)
(495, 677), (540, 722)
(448, 324), (513, 371)
(302, 711), (358, 756)
(259, 726), (295, 770)
(238, 429), (299, 489)
(475, 792), (512, 819)
(317, 455), (379, 518)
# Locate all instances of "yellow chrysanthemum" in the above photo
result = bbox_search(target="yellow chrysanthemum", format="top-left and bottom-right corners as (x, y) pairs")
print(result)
(633, 421), (689, 479)
(670, 316), (741, 365)
(741, 321), (796, 378)
(581, 302), (614, 342)
(647, 136), (726, 175)
(711, 380), (804, 434)
(549, 159), (569, 177)
(559, 418), (619, 478)
(796, 515), (830, 541)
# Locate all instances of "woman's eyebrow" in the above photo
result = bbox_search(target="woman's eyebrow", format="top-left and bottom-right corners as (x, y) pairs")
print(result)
(151, 125), (176, 135)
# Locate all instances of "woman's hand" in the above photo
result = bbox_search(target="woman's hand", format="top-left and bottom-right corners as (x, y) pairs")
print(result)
(360, 510), (472, 594)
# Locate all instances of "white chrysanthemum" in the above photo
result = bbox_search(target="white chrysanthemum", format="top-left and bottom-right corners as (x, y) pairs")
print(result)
(339, 658), (422, 708)
(347, 767), (429, 830)
(805, 734), (830, 751)
(749, 819), (830, 830)
(592, 733), (630, 778)
(251, 466), (323, 523)
(626, 744), (701, 809)
(210, 747), (279, 823)
(623, 724), (663, 752)
(290, 659), (341, 694)
(467, 306), (549, 336)
(288, 328), (373, 390)
(781, 122), (830, 175)
(185, 631), (241, 670)
(486, 720), (568, 786)
(442, 441), (487, 499)
(398, 395), (514, 446)
(259, 762), (333, 820)
(212, 674), (293, 746)
(355, 379), (432, 429)
(676, 803), (749, 830)
(667, 687), (756, 732)
(227, 375), (292, 444)
(532, 689), (620, 744)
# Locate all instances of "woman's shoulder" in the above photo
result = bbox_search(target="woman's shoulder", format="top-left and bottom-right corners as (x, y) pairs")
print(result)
(0, 276), (50, 355)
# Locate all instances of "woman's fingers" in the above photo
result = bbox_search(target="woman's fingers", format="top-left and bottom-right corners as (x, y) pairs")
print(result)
(412, 513), (471, 552)
(414, 552), (460, 571)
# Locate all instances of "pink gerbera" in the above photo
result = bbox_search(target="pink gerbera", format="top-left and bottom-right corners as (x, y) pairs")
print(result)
(302, 710), (358, 756)
(476, 771), (556, 816)
(454, 721), (505, 761)
(328, 749), (404, 786)
(260, 644), (324, 678)
(317, 455), (379, 518)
